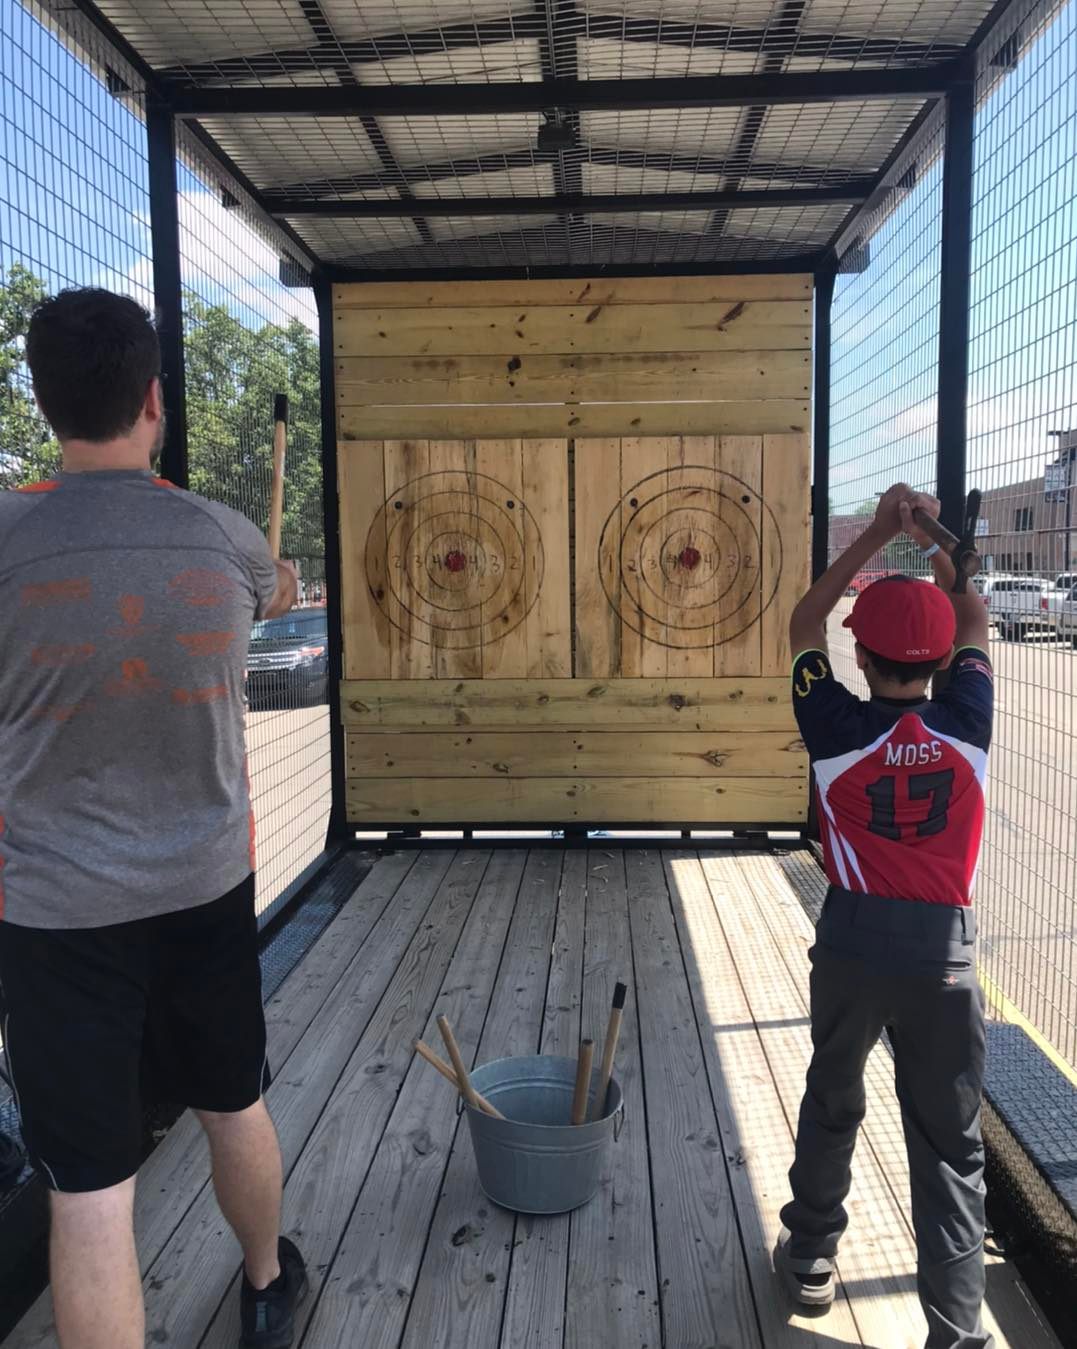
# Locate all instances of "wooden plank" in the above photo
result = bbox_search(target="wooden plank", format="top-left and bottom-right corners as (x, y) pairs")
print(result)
(702, 852), (929, 1349)
(428, 436), (483, 681)
(664, 851), (866, 1345)
(757, 852), (1064, 1349)
(402, 851), (565, 1349)
(618, 436), (664, 679)
(12, 853), (421, 1347)
(473, 438), (529, 681)
(334, 302), (812, 357)
(298, 851), (527, 1349)
(340, 676), (798, 731)
(383, 438), (434, 679)
(564, 852), (661, 1349)
(346, 730), (808, 779)
(339, 440), (391, 679)
(669, 435), (720, 680)
(499, 848), (589, 1349)
(345, 776), (808, 825)
(338, 401), (811, 441)
(134, 857), (458, 1343)
(333, 276), (813, 308)
(573, 438), (622, 679)
(625, 850), (761, 1346)
(522, 438), (571, 678)
(335, 347), (813, 406)
(715, 435), (764, 679)
(761, 433), (811, 676)
(194, 850), (482, 1349)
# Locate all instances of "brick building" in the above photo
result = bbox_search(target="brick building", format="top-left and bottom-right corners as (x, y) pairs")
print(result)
(977, 432), (1076, 577)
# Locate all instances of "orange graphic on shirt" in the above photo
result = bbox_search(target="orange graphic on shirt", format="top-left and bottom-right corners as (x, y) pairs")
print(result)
(15, 481), (59, 494)
(108, 594), (157, 640)
(176, 631), (236, 656)
(103, 659), (163, 698)
(172, 684), (230, 705)
(31, 644), (96, 668)
(31, 701), (93, 723)
(21, 578), (91, 608)
(167, 570), (237, 608)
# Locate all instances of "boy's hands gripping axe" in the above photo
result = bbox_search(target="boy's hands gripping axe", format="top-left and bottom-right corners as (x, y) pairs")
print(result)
(902, 490), (984, 594)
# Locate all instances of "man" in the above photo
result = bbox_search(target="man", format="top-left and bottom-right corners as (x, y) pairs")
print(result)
(0, 288), (307, 1348)
(775, 483), (994, 1349)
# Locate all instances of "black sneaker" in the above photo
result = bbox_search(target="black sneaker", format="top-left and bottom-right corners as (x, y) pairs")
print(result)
(240, 1236), (309, 1349)
(773, 1228), (836, 1309)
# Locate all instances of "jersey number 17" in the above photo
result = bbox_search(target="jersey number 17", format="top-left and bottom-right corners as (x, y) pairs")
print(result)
(866, 769), (955, 841)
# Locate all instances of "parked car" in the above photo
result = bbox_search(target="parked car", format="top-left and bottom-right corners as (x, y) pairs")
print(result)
(1054, 572), (1076, 593)
(846, 568), (900, 596)
(246, 608), (328, 709)
(978, 574), (1072, 642)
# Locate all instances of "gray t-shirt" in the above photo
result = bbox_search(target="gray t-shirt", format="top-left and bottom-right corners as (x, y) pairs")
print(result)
(0, 470), (278, 928)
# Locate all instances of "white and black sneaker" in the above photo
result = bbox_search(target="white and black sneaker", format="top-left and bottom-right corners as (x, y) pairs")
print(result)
(240, 1236), (309, 1349)
(773, 1228), (836, 1309)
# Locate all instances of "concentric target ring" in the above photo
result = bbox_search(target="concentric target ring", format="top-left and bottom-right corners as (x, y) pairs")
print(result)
(599, 466), (782, 649)
(366, 472), (544, 649)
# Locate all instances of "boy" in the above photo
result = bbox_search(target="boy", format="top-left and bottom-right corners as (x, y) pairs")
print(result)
(775, 483), (995, 1349)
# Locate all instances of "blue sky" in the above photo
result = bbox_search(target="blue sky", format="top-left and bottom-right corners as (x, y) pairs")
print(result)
(0, 0), (315, 334)
(830, 0), (1077, 517)
(2, 0), (1074, 497)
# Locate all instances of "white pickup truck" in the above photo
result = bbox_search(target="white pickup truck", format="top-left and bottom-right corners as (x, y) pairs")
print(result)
(978, 574), (1077, 644)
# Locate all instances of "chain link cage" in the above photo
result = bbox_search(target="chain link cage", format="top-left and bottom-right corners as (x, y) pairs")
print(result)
(828, 0), (1076, 1076)
(0, 0), (331, 924)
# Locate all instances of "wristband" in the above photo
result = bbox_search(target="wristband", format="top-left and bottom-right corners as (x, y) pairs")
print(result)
(919, 542), (941, 559)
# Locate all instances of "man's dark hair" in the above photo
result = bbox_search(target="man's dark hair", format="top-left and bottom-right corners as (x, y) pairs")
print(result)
(26, 288), (160, 442)
(860, 647), (945, 685)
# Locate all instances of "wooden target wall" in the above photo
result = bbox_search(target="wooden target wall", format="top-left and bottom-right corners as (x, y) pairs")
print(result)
(334, 277), (812, 828)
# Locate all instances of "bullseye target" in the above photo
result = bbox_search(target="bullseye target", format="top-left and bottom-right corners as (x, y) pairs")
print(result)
(599, 466), (782, 649)
(366, 470), (544, 649)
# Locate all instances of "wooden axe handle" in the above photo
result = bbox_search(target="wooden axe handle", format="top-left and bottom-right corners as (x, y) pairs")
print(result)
(268, 393), (288, 561)
(912, 509), (983, 577)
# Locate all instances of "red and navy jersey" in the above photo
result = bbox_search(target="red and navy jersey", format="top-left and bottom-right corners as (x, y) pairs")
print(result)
(792, 647), (993, 907)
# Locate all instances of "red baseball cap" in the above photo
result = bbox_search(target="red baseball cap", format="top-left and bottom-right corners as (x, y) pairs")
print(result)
(843, 575), (956, 661)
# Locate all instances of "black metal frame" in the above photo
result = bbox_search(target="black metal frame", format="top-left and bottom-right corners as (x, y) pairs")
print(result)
(811, 264), (836, 583)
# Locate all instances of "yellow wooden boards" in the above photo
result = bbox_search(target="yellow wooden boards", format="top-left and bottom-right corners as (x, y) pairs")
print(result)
(574, 433), (809, 679)
(333, 275), (814, 828)
(345, 777), (807, 825)
(333, 275), (812, 442)
(339, 677), (795, 730)
(338, 439), (571, 681)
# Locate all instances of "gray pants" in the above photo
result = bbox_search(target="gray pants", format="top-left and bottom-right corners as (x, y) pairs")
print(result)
(781, 887), (993, 1349)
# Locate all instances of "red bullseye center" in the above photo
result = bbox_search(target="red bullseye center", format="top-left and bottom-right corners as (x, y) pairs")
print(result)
(444, 549), (468, 573)
(678, 545), (702, 571)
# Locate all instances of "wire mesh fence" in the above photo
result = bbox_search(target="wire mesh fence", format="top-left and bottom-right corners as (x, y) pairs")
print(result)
(0, 0), (331, 921)
(827, 0), (1077, 1070)
(176, 131), (331, 917)
(968, 0), (1077, 1068)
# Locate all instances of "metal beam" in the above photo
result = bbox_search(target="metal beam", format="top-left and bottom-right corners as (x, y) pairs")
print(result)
(267, 184), (870, 218)
(812, 265), (836, 582)
(295, 1), (434, 247)
(936, 76), (975, 534)
(157, 13), (961, 85)
(313, 276), (350, 848)
(145, 102), (189, 489)
(261, 145), (866, 201)
(170, 65), (960, 117)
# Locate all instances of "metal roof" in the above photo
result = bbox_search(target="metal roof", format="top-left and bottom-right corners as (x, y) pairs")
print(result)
(59, 0), (1019, 277)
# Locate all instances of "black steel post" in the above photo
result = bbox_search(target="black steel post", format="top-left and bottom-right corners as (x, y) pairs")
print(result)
(314, 276), (351, 848)
(145, 100), (189, 489)
(936, 74), (976, 533)
(812, 265), (836, 581)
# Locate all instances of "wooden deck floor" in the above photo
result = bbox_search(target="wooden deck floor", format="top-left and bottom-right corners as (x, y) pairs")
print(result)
(10, 848), (1060, 1349)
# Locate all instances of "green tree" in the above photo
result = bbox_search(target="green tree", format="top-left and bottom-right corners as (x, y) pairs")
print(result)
(0, 268), (324, 568)
(0, 263), (61, 486)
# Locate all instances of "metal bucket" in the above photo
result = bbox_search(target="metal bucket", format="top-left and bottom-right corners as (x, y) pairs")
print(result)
(463, 1054), (625, 1215)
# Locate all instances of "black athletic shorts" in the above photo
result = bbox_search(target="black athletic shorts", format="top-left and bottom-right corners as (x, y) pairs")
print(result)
(0, 875), (269, 1193)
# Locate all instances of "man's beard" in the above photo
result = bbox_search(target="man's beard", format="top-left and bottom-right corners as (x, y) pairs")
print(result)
(150, 414), (167, 468)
